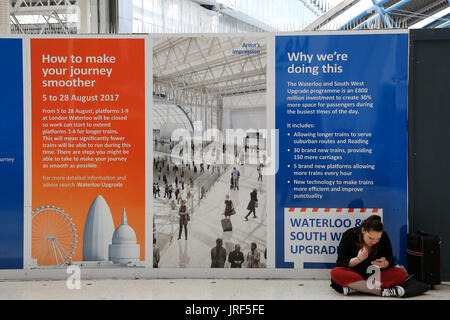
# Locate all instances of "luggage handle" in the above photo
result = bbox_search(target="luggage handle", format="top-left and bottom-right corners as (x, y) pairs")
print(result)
(416, 230), (442, 243)
(417, 230), (428, 236)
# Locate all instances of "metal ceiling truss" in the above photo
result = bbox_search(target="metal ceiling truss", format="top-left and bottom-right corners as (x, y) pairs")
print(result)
(154, 82), (218, 110)
(10, 0), (78, 34)
(348, 0), (450, 29)
(300, 0), (331, 16)
(306, 0), (449, 30)
(153, 36), (267, 114)
(304, 0), (360, 30)
(11, 0), (77, 14)
(389, 0), (450, 27)
(153, 37), (266, 77)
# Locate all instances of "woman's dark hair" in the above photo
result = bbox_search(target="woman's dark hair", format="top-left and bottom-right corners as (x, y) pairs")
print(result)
(362, 215), (383, 232)
(358, 215), (383, 254)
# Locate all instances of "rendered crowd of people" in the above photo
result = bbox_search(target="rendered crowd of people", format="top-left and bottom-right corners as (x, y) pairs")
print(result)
(154, 236), (266, 269)
(211, 239), (266, 268)
(153, 137), (266, 268)
(227, 164), (263, 221)
(152, 154), (220, 204)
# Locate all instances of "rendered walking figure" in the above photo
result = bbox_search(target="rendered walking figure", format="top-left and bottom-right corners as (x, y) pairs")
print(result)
(168, 184), (173, 199)
(228, 244), (245, 268)
(231, 167), (240, 190)
(164, 183), (169, 198)
(177, 200), (189, 240)
(201, 186), (206, 200)
(247, 243), (260, 268)
(257, 163), (263, 181)
(175, 186), (180, 204)
(211, 238), (226, 268)
(153, 238), (160, 268)
(245, 188), (258, 221)
(223, 194), (235, 219)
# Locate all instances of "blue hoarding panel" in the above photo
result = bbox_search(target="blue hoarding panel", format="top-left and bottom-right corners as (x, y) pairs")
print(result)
(275, 34), (408, 269)
(0, 39), (24, 269)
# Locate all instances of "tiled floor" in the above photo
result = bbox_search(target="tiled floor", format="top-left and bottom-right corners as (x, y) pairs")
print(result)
(0, 279), (448, 300)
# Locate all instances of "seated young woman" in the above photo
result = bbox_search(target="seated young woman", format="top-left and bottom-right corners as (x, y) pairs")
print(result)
(330, 215), (406, 297)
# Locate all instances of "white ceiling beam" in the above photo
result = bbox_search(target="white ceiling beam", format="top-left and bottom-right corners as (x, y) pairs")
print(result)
(156, 47), (266, 80)
(303, 0), (360, 31)
(154, 36), (265, 71)
(176, 68), (266, 91)
(11, 0), (77, 15)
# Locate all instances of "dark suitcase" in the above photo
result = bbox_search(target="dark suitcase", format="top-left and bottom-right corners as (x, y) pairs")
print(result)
(407, 231), (442, 286)
(400, 278), (429, 298)
(221, 218), (232, 232)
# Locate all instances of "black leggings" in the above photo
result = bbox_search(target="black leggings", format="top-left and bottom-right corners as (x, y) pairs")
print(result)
(178, 222), (188, 239)
(245, 208), (256, 218)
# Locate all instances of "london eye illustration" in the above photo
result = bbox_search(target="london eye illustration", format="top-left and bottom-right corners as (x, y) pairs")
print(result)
(32, 205), (78, 266)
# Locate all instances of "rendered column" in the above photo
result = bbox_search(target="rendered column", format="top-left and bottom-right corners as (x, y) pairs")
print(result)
(78, 0), (91, 33)
(0, 0), (10, 34)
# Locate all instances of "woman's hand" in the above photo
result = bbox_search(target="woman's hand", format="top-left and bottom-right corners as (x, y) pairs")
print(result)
(371, 257), (389, 269)
(357, 246), (369, 262)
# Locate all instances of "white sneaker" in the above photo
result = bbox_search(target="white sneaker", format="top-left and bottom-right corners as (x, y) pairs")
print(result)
(343, 286), (358, 295)
(381, 286), (405, 297)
